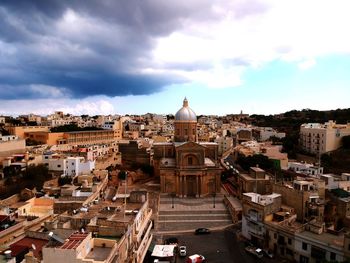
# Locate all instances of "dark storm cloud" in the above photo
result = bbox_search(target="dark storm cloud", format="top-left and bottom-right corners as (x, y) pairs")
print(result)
(0, 0), (267, 99)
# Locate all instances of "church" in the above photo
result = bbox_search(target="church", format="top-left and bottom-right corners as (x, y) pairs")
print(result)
(153, 98), (222, 197)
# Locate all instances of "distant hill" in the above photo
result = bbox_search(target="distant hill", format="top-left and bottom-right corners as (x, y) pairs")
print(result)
(250, 108), (350, 160)
(250, 108), (350, 132)
(322, 148), (350, 174)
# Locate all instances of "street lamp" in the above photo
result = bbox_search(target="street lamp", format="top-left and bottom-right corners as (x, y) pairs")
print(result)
(212, 177), (217, 208)
(213, 192), (216, 208)
(171, 192), (176, 209)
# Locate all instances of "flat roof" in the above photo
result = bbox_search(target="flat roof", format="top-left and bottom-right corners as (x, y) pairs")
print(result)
(10, 237), (48, 258)
(59, 233), (89, 250)
(239, 173), (269, 181)
(297, 230), (344, 249)
(85, 246), (113, 261)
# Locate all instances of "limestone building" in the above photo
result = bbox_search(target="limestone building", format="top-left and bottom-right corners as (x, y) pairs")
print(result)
(300, 121), (350, 154)
(153, 98), (222, 197)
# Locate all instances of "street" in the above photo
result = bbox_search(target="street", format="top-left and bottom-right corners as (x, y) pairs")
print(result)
(162, 226), (263, 263)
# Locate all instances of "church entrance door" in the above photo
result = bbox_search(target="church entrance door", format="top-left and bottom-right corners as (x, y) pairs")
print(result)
(187, 176), (196, 197)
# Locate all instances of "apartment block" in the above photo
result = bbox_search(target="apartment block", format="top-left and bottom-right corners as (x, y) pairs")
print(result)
(300, 121), (350, 154)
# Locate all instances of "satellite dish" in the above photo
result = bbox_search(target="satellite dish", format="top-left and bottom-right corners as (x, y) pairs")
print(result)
(48, 232), (53, 237)
(107, 207), (110, 211)
(31, 244), (36, 250)
(81, 228), (85, 234)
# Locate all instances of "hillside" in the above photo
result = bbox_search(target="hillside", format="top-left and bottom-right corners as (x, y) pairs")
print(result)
(250, 108), (350, 133)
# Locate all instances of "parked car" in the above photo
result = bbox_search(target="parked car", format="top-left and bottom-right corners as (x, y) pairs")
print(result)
(179, 246), (187, 257)
(195, 228), (210, 235)
(164, 237), (178, 245)
(186, 254), (205, 263)
(245, 246), (263, 258)
(263, 249), (274, 258)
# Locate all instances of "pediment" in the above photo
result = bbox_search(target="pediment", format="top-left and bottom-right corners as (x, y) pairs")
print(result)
(175, 141), (206, 150)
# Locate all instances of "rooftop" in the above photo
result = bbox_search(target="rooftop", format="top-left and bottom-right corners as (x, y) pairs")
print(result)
(10, 237), (48, 258)
(59, 233), (89, 250)
(297, 230), (344, 249)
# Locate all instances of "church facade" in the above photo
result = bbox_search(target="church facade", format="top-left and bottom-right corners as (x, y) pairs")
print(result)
(153, 98), (222, 197)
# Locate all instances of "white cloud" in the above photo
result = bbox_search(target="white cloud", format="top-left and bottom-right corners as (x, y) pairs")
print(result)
(58, 99), (115, 116)
(298, 59), (316, 70)
(151, 0), (350, 88)
(0, 97), (115, 116)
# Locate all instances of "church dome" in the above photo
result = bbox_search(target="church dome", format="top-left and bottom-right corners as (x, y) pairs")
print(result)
(175, 98), (197, 122)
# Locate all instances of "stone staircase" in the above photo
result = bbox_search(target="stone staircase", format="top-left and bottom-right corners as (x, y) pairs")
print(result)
(156, 194), (233, 232)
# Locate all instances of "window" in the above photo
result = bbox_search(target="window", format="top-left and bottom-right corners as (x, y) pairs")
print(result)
(274, 233), (277, 239)
(288, 238), (292, 245)
(330, 252), (336, 261)
(57, 164), (61, 168)
(302, 242), (308, 251)
(188, 157), (193, 165)
(184, 129), (188, 135)
(286, 248), (293, 256)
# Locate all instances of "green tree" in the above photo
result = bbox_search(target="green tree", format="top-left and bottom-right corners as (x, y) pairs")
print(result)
(25, 164), (50, 189)
(321, 153), (332, 172)
(58, 176), (73, 186)
(236, 154), (273, 171)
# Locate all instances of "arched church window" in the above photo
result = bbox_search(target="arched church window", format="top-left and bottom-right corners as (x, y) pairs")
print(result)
(188, 157), (193, 165)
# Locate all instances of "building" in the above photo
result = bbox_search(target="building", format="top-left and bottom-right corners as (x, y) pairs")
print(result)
(118, 140), (151, 166)
(272, 178), (325, 223)
(241, 192), (282, 248)
(0, 135), (26, 161)
(257, 127), (286, 142)
(300, 121), (350, 154)
(42, 232), (119, 263)
(9, 128), (118, 146)
(43, 154), (95, 177)
(214, 136), (233, 156)
(288, 161), (323, 177)
(0, 116), (5, 124)
(48, 190), (152, 263)
(236, 128), (253, 144)
(7, 126), (50, 139)
(153, 98), (222, 197)
(238, 167), (272, 197)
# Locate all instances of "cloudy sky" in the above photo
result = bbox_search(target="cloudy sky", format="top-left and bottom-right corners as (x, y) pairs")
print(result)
(0, 0), (349, 116)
